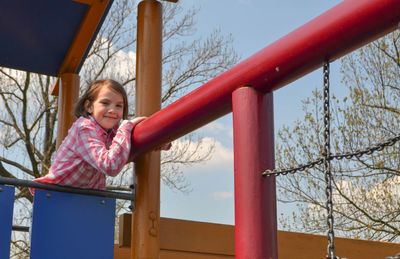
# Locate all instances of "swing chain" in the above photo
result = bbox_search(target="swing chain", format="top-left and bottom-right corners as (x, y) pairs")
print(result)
(323, 61), (336, 259)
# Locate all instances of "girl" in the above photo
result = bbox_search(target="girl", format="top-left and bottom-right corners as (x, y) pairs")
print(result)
(33, 79), (146, 191)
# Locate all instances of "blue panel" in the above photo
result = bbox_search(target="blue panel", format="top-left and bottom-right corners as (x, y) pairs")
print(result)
(0, 185), (15, 259)
(0, 0), (115, 76)
(30, 190), (116, 259)
(0, 0), (88, 76)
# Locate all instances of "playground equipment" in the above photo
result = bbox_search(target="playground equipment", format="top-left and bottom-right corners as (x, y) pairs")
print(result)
(1, 0), (400, 258)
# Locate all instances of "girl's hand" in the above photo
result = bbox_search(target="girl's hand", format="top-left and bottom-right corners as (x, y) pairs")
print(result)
(127, 117), (171, 163)
(131, 116), (171, 151)
(155, 142), (172, 151)
(127, 117), (146, 163)
(130, 116), (147, 126)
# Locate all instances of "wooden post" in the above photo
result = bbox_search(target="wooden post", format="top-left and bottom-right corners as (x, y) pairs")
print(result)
(232, 87), (278, 259)
(56, 73), (79, 148)
(132, 0), (162, 258)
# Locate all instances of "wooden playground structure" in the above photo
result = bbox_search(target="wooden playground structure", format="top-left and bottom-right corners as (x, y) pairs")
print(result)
(114, 215), (400, 258)
(1, 0), (400, 258)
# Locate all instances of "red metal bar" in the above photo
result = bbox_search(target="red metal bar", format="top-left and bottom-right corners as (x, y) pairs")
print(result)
(232, 87), (277, 259)
(131, 0), (400, 156)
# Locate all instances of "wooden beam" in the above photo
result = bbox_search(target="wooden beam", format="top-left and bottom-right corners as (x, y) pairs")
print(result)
(51, 0), (111, 96)
(56, 73), (80, 147)
(115, 216), (400, 259)
(131, 1), (163, 258)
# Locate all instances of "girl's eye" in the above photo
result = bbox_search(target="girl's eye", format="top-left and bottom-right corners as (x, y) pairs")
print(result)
(117, 104), (123, 108)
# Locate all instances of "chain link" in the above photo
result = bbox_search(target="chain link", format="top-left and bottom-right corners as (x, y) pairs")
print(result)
(323, 62), (336, 259)
(260, 62), (400, 259)
(261, 158), (324, 176)
(262, 131), (400, 176)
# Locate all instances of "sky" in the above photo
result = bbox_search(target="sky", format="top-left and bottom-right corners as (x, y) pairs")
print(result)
(160, 0), (344, 225)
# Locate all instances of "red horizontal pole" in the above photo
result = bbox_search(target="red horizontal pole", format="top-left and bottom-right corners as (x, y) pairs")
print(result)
(131, 0), (400, 155)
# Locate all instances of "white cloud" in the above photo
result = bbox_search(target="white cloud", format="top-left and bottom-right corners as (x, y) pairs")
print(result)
(209, 139), (233, 166)
(82, 37), (136, 83)
(211, 191), (233, 201)
(305, 177), (400, 216)
(173, 137), (233, 172)
(203, 121), (227, 132)
(202, 120), (233, 138)
(335, 177), (400, 201)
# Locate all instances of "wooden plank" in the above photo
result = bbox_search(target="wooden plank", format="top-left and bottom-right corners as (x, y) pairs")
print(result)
(159, 218), (234, 255)
(118, 215), (234, 255)
(278, 231), (400, 259)
(116, 215), (400, 259)
(114, 247), (234, 259)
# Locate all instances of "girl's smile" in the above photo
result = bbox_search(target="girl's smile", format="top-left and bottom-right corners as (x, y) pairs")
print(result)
(87, 87), (124, 130)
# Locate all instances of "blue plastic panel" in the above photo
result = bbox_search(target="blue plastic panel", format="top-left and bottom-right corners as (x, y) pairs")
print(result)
(0, 0), (113, 76)
(30, 190), (116, 259)
(0, 185), (15, 259)
(0, 0), (87, 76)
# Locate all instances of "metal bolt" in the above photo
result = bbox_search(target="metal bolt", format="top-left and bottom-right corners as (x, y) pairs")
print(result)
(149, 228), (157, 236)
(149, 212), (157, 220)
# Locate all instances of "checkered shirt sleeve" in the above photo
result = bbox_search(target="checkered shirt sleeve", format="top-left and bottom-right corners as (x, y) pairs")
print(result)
(31, 116), (136, 192)
(76, 119), (134, 177)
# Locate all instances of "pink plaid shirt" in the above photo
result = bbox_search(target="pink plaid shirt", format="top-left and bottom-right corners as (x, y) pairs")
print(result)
(34, 116), (134, 190)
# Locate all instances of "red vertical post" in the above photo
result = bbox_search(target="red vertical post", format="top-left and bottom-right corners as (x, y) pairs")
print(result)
(232, 87), (277, 259)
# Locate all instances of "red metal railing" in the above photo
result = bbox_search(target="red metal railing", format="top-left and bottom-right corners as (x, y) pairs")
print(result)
(131, 0), (400, 156)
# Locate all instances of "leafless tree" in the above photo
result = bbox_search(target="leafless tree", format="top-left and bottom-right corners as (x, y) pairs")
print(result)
(276, 30), (400, 242)
(0, 1), (239, 257)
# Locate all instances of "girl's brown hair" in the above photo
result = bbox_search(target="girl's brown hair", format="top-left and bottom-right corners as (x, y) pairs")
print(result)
(74, 79), (129, 119)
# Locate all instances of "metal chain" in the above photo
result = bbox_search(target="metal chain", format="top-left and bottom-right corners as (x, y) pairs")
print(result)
(260, 62), (400, 258)
(323, 62), (336, 259)
(262, 129), (400, 177)
(331, 134), (400, 160)
(260, 62), (400, 259)
(261, 158), (324, 176)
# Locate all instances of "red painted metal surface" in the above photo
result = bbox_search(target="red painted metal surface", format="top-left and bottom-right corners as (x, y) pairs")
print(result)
(232, 87), (277, 259)
(131, 0), (400, 156)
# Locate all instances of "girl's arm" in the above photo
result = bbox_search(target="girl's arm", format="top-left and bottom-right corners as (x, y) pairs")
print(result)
(75, 120), (136, 176)
(126, 117), (171, 162)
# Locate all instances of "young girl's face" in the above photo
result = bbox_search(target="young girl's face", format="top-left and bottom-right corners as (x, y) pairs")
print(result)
(87, 86), (124, 130)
